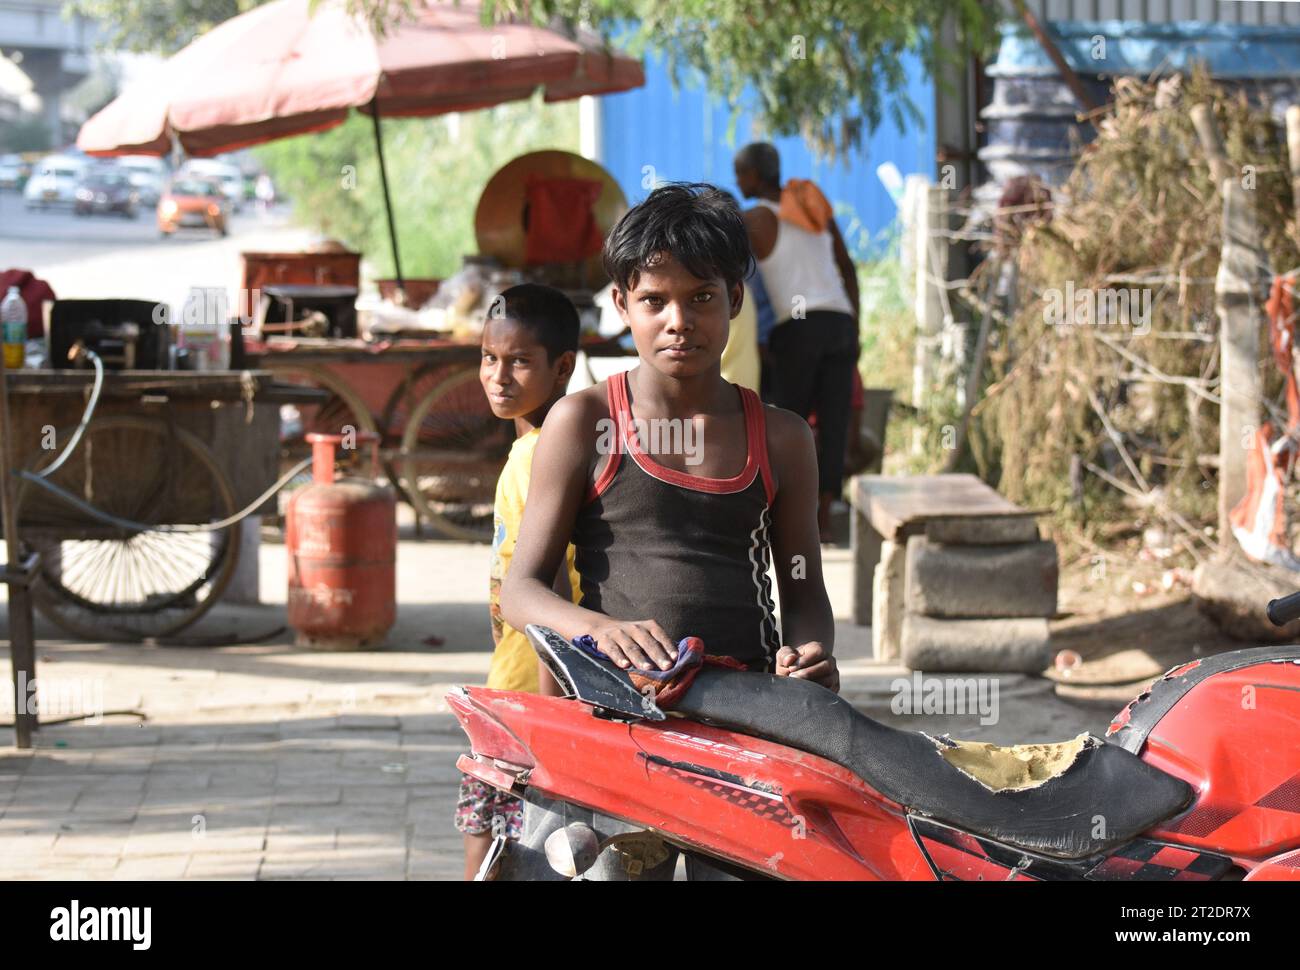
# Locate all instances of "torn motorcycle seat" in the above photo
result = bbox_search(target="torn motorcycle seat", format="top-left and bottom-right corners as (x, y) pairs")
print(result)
(672, 668), (1195, 860)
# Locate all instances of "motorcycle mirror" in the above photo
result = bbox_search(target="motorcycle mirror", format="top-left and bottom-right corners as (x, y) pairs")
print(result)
(544, 822), (601, 879)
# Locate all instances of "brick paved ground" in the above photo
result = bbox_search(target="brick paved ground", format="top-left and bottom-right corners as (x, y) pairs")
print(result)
(1, 714), (467, 880)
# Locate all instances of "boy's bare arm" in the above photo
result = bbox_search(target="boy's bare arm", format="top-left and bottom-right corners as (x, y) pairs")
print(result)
(501, 390), (679, 672)
(766, 406), (839, 691)
(500, 394), (596, 637)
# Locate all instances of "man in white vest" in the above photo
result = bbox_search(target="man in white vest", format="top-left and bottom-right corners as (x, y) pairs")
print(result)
(734, 142), (860, 543)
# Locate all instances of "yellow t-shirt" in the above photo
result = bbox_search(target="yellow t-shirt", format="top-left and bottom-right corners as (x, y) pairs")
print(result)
(721, 283), (761, 393)
(487, 427), (582, 692)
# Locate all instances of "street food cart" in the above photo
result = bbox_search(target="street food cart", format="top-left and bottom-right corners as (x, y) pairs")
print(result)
(74, 0), (647, 544)
(1, 368), (321, 641)
(241, 149), (636, 542)
(244, 330), (631, 541)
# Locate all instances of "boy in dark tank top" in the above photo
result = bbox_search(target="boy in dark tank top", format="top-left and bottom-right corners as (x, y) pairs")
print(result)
(502, 182), (838, 693)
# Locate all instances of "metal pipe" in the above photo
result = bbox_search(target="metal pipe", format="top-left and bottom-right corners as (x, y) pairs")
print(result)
(1010, 0), (1099, 120)
(369, 97), (406, 303)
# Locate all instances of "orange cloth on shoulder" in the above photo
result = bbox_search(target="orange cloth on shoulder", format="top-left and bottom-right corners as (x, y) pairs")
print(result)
(779, 178), (834, 234)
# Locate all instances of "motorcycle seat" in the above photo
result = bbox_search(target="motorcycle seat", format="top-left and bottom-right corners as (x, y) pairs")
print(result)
(672, 668), (1195, 861)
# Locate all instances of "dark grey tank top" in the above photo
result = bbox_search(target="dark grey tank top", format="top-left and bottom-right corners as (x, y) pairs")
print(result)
(571, 369), (781, 671)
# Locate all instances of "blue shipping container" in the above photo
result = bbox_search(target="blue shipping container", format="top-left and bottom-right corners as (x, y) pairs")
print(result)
(597, 49), (937, 258)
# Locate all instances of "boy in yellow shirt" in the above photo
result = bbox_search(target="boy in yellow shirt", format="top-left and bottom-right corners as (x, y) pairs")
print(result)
(457, 282), (581, 879)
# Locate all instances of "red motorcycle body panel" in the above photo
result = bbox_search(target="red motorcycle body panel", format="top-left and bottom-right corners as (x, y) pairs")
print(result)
(1115, 657), (1300, 863)
(451, 648), (1300, 880)
(449, 688), (934, 880)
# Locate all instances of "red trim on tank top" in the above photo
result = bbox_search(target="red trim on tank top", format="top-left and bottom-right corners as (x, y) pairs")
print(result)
(585, 375), (626, 504)
(746, 389), (777, 504)
(611, 370), (773, 498)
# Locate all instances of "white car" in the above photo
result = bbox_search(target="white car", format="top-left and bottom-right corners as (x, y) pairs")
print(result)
(117, 155), (168, 206)
(180, 159), (243, 213)
(23, 155), (87, 208)
(0, 154), (25, 191)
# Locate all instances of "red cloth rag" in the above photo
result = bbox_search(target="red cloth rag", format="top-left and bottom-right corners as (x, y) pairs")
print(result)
(523, 175), (604, 266)
(626, 636), (749, 710)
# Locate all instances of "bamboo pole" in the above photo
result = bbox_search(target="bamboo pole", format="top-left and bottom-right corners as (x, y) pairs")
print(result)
(1215, 179), (1264, 549)
(1286, 105), (1300, 228)
(1010, 0), (1098, 120)
(1191, 103), (1234, 186)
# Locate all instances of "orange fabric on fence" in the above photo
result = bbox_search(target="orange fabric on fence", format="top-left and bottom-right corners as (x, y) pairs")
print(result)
(523, 175), (604, 266)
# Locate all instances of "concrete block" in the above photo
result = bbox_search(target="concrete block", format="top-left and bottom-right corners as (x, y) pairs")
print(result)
(871, 540), (906, 662)
(901, 615), (1051, 673)
(851, 505), (882, 625)
(906, 537), (1057, 618)
(925, 516), (1040, 545)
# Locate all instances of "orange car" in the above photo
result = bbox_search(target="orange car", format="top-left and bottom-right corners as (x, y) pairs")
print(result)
(157, 176), (228, 237)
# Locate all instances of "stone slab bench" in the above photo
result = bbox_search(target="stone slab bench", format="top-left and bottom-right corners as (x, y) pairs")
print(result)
(849, 473), (1054, 671)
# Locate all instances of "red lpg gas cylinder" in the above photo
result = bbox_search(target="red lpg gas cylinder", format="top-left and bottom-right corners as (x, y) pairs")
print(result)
(286, 432), (396, 649)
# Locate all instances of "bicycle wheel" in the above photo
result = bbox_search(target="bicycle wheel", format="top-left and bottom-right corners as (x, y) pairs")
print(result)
(397, 367), (511, 542)
(14, 416), (241, 641)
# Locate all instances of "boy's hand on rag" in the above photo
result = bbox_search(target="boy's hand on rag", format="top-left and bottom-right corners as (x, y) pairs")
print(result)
(776, 642), (839, 692)
(590, 617), (679, 673)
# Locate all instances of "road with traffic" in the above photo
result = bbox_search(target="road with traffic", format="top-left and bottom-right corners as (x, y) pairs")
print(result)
(0, 189), (315, 312)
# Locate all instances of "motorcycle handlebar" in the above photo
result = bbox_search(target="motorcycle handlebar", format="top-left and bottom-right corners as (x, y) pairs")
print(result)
(1267, 591), (1300, 627)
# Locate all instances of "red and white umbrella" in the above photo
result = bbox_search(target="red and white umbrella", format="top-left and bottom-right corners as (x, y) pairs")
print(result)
(77, 0), (643, 286)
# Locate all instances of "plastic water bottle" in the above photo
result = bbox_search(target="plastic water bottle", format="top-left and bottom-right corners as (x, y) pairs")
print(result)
(2, 286), (26, 370)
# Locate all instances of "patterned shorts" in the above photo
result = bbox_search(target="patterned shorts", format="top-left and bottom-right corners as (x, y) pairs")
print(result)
(454, 774), (524, 838)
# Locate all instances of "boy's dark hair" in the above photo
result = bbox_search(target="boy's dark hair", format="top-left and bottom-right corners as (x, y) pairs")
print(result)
(491, 282), (580, 362)
(735, 142), (781, 187)
(602, 182), (755, 293)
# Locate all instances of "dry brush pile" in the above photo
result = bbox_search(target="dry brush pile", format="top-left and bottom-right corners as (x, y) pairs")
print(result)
(969, 72), (1300, 556)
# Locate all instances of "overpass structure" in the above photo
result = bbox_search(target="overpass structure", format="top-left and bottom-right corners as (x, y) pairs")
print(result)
(0, 0), (100, 147)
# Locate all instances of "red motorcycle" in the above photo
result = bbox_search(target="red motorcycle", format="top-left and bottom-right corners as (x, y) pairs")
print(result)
(451, 597), (1300, 881)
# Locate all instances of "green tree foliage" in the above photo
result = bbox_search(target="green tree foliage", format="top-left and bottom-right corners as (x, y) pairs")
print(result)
(477, 1), (997, 157)
(253, 93), (580, 278)
(71, 0), (993, 269)
(64, 0), (427, 52)
(66, 0), (255, 53)
(69, 1), (996, 153)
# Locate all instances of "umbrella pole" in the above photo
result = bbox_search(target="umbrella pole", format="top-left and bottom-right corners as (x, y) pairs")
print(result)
(369, 99), (406, 302)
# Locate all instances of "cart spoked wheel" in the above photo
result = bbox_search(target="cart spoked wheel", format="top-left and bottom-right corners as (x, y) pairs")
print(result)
(397, 366), (512, 542)
(380, 359), (477, 494)
(264, 363), (378, 508)
(13, 416), (241, 642)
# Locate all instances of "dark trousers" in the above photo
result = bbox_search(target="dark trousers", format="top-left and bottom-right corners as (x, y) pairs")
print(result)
(767, 310), (858, 496)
